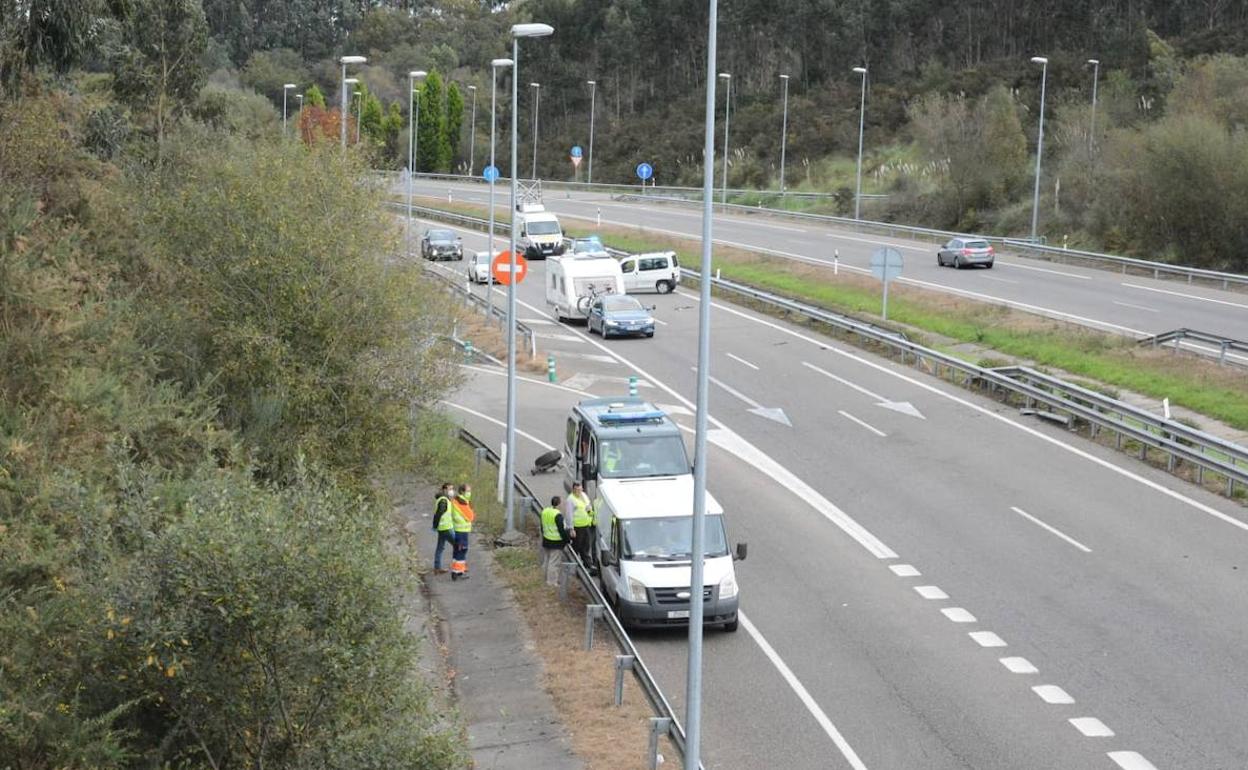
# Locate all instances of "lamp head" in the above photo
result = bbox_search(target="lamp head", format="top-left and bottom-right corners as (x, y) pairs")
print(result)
(853, 66), (867, 74)
(530, 82), (540, 88)
(780, 74), (789, 80)
(718, 72), (730, 79)
(587, 79), (596, 85)
(283, 83), (296, 89)
(512, 23), (554, 38)
(1087, 58), (1100, 66)
(343, 77), (359, 85)
(491, 58), (514, 69)
(339, 55), (366, 65)
(409, 70), (427, 79)
(468, 84), (476, 91)
(1031, 56), (1048, 65)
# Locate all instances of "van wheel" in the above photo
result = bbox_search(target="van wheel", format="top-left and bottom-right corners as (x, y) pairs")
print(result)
(723, 615), (739, 633)
(656, 280), (674, 294)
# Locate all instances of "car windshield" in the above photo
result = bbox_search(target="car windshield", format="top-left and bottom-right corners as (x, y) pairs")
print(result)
(527, 220), (561, 235)
(964, 239), (990, 249)
(621, 515), (728, 560)
(602, 296), (644, 313)
(428, 230), (455, 241)
(599, 435), (688, 478)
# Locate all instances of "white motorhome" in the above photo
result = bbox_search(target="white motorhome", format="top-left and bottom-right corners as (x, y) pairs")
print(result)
(562, 398), (747, 632)
(546, 254), (625, 322)
(516, 204), (565, 259)
(617, 251), (680, 294)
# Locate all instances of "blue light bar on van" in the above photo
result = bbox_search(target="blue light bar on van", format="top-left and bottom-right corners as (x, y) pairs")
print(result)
(598, 410), (666, 425)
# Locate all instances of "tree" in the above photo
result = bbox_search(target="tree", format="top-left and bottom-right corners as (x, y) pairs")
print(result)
(305, 83), (326, 108)
(446, 81), (464, 170)
(417, 70), (449, 172)
(382, 101), (403, 166)
(110, 0), (208, 153)
(239, 47), (308, 108)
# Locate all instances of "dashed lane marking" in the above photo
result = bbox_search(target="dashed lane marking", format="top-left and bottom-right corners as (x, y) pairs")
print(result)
(889, 564), (921, 577)
(914, 585), (948, 600)
(1009, 506), (1093, 553)
(999, 657), (1038, 674)
(1122, 282), (1248, 310)
(969, 631), (1007, 648)
(941, 608), (977, 623)
(1108, 751), (1159, 770)
(1032, 685), (1075, 705)
(726, 352), (760, 370)
(1069, 717), (1114, 738)
(838, 410), (887, 437)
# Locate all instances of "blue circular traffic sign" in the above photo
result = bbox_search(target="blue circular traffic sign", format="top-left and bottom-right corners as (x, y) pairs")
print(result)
(483, 164), (500, 183)
(636, 162), (653, 181)
(570, 145), (583, 158)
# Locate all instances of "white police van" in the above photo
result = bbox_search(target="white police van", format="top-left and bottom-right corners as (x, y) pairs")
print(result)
(562, 397), (746, 631)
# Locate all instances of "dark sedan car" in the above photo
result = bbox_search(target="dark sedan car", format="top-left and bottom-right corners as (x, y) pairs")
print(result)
(420, 228), (463, 260)
(937, 237), (994, 269)
(587, 295), (656, 339)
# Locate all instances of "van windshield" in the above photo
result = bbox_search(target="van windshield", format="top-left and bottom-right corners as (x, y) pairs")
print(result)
(622, 515), (728, 561)
(599, 435), (689, 478)
(526, 220), (561, 235)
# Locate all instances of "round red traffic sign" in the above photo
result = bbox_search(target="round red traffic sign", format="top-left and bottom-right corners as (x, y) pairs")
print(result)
(491, 251), (529, 285)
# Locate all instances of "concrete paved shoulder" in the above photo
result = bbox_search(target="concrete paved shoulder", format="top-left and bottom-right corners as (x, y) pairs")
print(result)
(403, 505), (582, 770)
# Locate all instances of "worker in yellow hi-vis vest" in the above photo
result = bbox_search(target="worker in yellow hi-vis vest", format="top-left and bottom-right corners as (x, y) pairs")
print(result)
(566, 481), (596, 571)
(431, 482), (455, 574)
(449, 484), (475, 581)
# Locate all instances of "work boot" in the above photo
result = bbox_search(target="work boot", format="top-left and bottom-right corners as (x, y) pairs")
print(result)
(434, 568), (448, 575)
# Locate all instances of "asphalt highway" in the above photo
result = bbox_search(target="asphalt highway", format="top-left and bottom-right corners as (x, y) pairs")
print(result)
(401, 177), (1248, 358)
(417, 215), (1248, 770)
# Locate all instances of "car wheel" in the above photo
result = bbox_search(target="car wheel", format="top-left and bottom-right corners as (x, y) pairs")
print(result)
(938, 253), (946, 267)
(985, 260), (994, 269)
(645, 331), (655, 338)
(723, 615), (739, 633)
(656, 279), (674, 294)
(954, 255), (963, 269)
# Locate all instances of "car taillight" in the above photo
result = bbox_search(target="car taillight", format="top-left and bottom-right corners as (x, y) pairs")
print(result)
(987, 246), (995, 254)
(962, 248), (972, 256)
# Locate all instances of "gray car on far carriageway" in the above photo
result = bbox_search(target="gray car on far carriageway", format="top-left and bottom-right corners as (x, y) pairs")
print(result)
(937, 236), (995, 269)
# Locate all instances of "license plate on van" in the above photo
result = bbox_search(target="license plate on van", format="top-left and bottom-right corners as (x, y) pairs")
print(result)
(667, 610), (690, 619)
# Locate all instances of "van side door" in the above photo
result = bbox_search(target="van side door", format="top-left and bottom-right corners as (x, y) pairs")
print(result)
(619, 258), (639, 292)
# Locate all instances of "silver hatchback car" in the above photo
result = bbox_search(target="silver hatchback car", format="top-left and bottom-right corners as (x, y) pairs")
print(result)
(937, 237), (995, 269)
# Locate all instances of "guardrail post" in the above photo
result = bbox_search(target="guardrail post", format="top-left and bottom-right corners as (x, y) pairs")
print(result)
(474, 447), (488, 474)
(629, 376), (638, 397)
(648, 717), (672, 770)
(1220, 341), (1229, 365)
(558, 561), (576, 601)
(584, 604), (605, 651)
(463, 340), (474, 362)
(613, 655), (635, 706)
(528, 329), (537, 359)
(547, 354), (557, 382)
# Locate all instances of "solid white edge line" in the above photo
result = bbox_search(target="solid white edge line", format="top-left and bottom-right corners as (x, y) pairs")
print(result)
(978, 274), (1021, 285)
(439, 400), (555, 450)
(726, 352), (760, 370)
(1122, 281), (1248, 310)
(1009, 506), (1093, 553)
(682, 291), (1248, 536)
(459, 364), (595, 398)
(739, 612), (870, 770)
(1108, 750), (1159, 770)
(838, 410), (888, 437)
(996, 260), (1093, 280)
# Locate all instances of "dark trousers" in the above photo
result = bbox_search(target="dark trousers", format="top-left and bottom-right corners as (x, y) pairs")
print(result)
(452, 532), (470, 573)
(433, 530), (455, 569)
(574, 525), (596, 567)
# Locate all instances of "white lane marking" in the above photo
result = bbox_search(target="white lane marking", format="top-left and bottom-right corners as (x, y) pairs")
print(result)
(803, 361), (924, 419)
(520, 317), (556, 325)
(838, 410), (887, 437)
(978, 274), (1020, 285)
(726, 352), (760, 370)
(941, 607), (977, 623)
(556, 351), (619, 364)
(706, 373), (763, 409)
(1070, 717), (1115, 737)
(969, 631), (1007, 648)
(563, 373), (652, 391)
(709, 429), (896, 558)
(653, 318), (669, 326)
(1032, 685), (1075, 704)
(889, 564), (921, 577)
(1009, 506), (1093, 553)
(683, 294), (1248, 536)
(914, 585), (948, 600)
(460, 364), (594, 398)
(536, 332), (586, 343)
(1122, 282), (1248, 310)
(439, 401), (555, 450)
(824, 230), (930, 252)
(996, 261), (1093, 280)
(739, 612), (870, 770)
(1000, 657), (1038, 674)
(726, 219), (807, 233)
(655, 403), (695, 417)
(1111, 300), (1160, 314)
(1108, 751), (1160, 770)
(701, 372), (791, 426)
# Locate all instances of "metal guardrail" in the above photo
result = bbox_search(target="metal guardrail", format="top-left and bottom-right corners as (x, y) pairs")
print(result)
(454, 427), (700, 769)
(1139, 328), (1248, 366)
(682, 268), (1247, 497)
(392, 195), (1248, 497)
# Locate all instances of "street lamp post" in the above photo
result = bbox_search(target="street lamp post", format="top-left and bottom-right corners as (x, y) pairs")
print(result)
(852, 66), (868, 220)
(719, 72), (731, 206)
(406, 70), (427, 261)
(505, 24), (554, 539)
(1087, 58), (1100, 153)
(282, 83), (296, 135)
(1030, 56), (1049, 243)
(354, 90), (362, 144)
(488, 58), (513, 321)
(530, 82), (541, 180)
(687, 2), (721, 768)
(338, 55), (366, 149)
(587, 79), (597, 185)
(467, 84), (478, 176)
(779, 74), (789, 195)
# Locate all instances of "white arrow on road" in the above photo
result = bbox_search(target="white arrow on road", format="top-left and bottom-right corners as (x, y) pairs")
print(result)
(802, 361), (925, 419)
(696, 370), (792, 426)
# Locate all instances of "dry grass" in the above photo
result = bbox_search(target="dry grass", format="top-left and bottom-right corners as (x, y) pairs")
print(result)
(455, 308), (548, 375)
(493, 547), (679, 769)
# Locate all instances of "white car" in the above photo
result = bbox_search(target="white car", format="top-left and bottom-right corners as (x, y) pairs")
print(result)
(467, 250), (499, 284)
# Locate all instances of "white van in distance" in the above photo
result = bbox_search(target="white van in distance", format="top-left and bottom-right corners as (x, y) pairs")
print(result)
(546, 253), (625, 321)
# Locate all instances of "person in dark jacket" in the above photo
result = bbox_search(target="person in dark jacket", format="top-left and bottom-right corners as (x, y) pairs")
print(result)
(539, 495), (570, 586)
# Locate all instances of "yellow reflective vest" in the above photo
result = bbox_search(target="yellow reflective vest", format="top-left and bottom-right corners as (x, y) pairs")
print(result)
(569, 492), (593, 528)
(451, 498), (475, 533)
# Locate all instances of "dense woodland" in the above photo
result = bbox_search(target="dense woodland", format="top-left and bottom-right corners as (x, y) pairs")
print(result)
(1, 2), (1248, 767)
